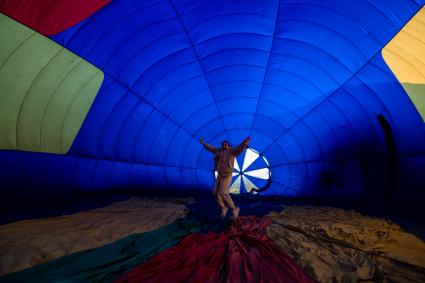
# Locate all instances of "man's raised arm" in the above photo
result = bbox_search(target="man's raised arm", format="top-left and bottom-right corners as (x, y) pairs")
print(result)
(200, 138), (218, 154)
(231, 137), (250, 156)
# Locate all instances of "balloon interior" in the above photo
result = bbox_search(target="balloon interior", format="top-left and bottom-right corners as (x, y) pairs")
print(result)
(0, 1), (424, 282)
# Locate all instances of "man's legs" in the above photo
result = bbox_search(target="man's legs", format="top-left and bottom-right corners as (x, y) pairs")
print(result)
(215, 174), (239, 219)
(213, 177), (226, 216)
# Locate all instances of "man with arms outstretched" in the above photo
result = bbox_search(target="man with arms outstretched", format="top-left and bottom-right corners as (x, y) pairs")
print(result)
(200, 137), (251, 219)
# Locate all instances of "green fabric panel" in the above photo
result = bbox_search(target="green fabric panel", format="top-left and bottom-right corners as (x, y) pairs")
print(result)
(0, 13), (103, 154)
(0, 220), (200, 283)
(402, 83), (425, 122)
(59, 70), (104, 153)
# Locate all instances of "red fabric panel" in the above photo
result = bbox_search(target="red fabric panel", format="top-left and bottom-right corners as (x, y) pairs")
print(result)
(0, 0), (111, 35)
(115, 216), (316, 283)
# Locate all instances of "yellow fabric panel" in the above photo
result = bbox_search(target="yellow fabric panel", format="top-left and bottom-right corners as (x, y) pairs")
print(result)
(382, 7), (425, 121)
(0, 14), (104, 154)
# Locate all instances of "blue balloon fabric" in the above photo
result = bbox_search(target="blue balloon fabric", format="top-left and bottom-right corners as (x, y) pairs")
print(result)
(1, 0), (424, 197)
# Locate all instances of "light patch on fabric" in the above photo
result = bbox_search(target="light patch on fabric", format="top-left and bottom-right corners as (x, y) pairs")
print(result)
(382, 7), (425, 122)
(215, 148), (270, 194)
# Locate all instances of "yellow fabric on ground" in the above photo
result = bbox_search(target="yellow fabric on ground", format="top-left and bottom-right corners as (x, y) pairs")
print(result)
(382, 7), (425, 121)
(268, 206), (425, 282)
(0, 197), (190, 276)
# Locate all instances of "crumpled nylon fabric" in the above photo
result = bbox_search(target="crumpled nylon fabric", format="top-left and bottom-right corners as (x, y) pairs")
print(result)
(0, 198), (189, 276)
(0, 219), (200, 283)
(115, 216), (316, 283)
(267, 206), (425, 282)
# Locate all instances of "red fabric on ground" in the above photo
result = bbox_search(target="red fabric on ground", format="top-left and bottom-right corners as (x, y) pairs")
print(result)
(115, 216), (316, 283)
(0, 0), (111, 35)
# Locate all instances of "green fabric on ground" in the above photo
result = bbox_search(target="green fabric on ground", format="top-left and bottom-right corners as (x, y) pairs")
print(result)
(0, 197), (190, 275)
(0, 13), (103, 154)
(0, 220), (200, 283)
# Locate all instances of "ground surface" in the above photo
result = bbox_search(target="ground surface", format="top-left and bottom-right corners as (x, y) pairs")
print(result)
(1, 191), (424, 282)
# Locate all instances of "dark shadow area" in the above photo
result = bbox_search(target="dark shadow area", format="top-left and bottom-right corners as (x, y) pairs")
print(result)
(377, 114), (397, 198)
(1, 188), (425, 241)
